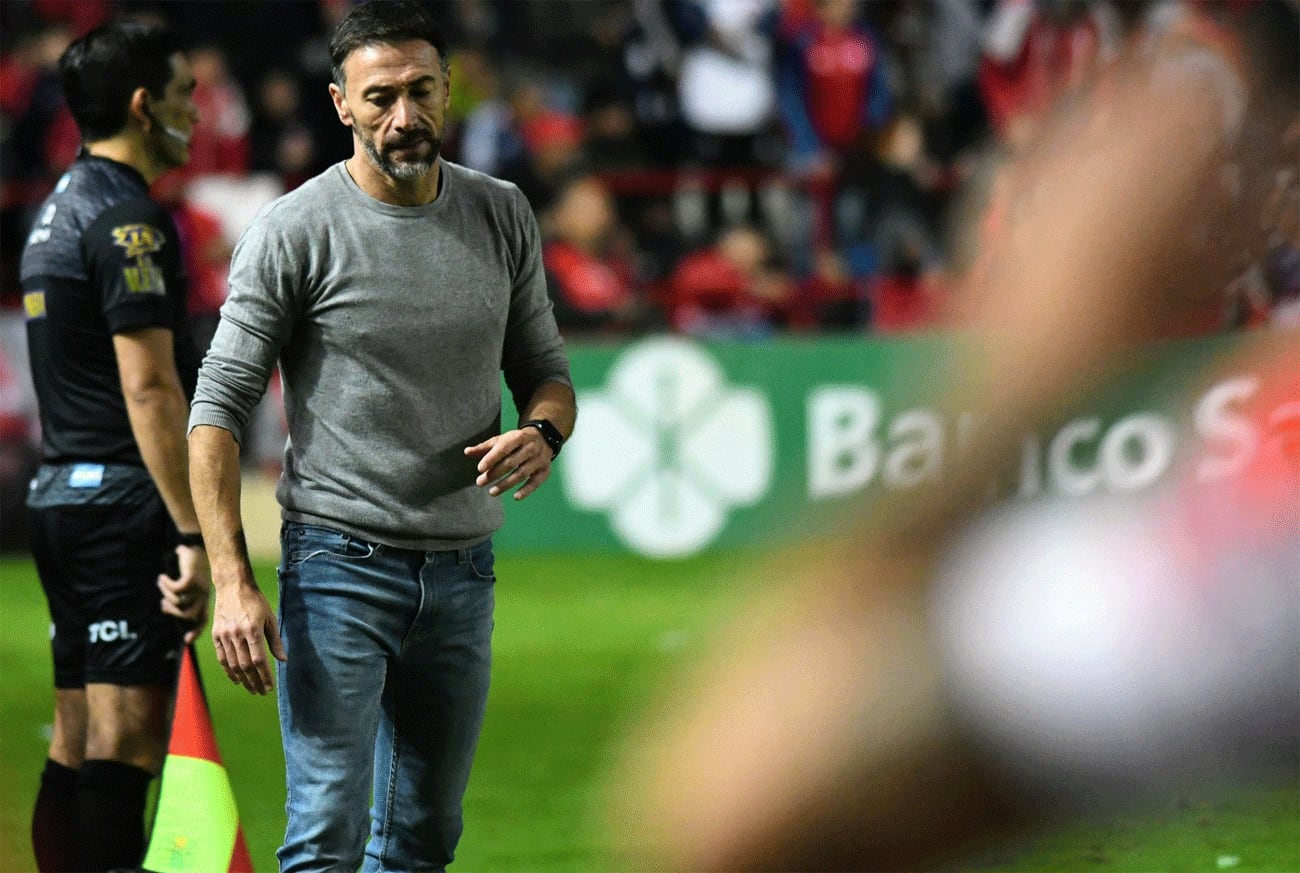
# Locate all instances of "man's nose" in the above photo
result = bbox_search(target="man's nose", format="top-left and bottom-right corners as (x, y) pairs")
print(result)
(391, 95), (416, 129)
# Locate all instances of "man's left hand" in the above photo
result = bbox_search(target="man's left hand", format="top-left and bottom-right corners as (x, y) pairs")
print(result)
(465, 427), (554, 501)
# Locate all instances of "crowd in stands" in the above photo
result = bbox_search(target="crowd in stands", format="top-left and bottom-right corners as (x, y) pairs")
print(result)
(1, 1), (1297, 490)
(5, 0), (1298, 342)
(2, 0), (1296, 535)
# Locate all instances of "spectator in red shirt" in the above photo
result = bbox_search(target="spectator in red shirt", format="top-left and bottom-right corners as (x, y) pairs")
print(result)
(777, 0), (893, 173)
(865, 221), (947, 333)
(29, 0), (112, 37)
(152, 171), (232, 354)
(515, 109), (586, 211)
(0, 23), (74, 179)
(543, 175), (654, 334)
(776, 0), (894, 279)
(183, 45), (250, 176)
(794, 247), (867, 330)
(668, 224), (795, 337)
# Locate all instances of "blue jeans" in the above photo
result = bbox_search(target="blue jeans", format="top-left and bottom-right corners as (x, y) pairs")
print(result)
(275, 522), (495, 873)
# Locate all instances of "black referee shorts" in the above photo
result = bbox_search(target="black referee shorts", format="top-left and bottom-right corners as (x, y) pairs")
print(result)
(27, 495), (185, 688)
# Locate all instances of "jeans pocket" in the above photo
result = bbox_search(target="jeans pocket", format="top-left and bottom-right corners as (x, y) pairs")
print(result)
(466, 540), (495, 581)
(286, 525), (378, 566)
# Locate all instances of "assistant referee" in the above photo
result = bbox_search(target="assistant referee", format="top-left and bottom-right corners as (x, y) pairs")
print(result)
(20, 22), (211, 873)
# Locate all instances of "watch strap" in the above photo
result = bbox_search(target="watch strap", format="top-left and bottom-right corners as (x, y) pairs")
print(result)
(521, 418), (564, 458)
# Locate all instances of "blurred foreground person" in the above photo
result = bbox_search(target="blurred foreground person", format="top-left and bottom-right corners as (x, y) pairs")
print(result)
(618, 2), (1299, 869)
(20, 22), (209, 873)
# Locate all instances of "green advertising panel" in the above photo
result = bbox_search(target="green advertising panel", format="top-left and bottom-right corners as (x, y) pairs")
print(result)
(497, 333), (1260, 558)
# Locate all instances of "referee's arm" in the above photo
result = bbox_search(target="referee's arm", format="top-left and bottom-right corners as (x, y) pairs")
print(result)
(114, 327), (203, 537)
(115, 328), (211, 633)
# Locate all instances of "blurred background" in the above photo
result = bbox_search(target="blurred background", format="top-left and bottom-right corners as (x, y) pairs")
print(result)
(2, 1), (1296, 546)
(1, 1), (1296, 870)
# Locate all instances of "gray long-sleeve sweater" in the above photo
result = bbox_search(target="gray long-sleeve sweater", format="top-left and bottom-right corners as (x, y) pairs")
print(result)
(189, 160), (571, 550)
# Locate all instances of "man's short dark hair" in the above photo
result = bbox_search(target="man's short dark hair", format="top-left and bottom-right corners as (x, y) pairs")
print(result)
(59, 21), (179, 143)
(329, 1), (449, 89)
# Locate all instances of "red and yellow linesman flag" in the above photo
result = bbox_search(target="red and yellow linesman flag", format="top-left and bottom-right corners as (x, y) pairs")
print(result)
(143, 647), (254, 873)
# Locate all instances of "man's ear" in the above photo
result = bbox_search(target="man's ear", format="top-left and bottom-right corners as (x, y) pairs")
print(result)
(328, 82), (352, 127)
(127, 87), (153, 131)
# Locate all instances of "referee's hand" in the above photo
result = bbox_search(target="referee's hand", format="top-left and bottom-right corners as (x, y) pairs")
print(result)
(158, 544), (212, 644)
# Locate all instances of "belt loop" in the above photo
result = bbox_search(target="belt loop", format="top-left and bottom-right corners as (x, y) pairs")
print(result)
(456, 547), (470, 565)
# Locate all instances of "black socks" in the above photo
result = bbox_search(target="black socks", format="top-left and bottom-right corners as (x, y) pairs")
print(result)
(71, 759), (154, 872)
(31, 759), (78, 872)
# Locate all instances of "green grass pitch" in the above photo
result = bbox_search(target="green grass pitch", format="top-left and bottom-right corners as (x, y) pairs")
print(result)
(1, 553), (1295, 872)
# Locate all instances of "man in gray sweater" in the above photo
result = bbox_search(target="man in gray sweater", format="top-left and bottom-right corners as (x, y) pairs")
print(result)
(187, 4), (574, 870)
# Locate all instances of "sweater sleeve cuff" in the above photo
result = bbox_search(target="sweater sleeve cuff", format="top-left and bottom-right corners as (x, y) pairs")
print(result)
(187, 402), (247, 445)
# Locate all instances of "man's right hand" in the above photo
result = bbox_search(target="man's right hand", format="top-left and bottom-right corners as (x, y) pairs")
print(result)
(211, 580), (286, 695)
(158, 544), (212, 644)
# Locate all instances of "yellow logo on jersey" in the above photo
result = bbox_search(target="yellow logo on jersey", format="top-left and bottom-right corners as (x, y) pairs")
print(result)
(123, 258), (166, 294)
(112, 223), (167, 294)
(111, 223), (165, 259)
(23, 290), (46, 319)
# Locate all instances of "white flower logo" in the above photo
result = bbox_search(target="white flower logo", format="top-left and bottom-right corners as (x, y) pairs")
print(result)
(561, 336), (774, 558)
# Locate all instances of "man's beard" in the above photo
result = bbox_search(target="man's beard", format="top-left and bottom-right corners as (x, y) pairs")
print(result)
(360, 127), (440, 181)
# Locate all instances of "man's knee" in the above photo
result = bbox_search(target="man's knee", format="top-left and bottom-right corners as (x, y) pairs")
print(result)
(49, 688), (88, 768)
(83, 684), (170, 772)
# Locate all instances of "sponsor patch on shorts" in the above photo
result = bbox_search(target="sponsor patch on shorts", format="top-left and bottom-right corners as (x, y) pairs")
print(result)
(88, 619), (138, 643)
(68, 464), (105, 488)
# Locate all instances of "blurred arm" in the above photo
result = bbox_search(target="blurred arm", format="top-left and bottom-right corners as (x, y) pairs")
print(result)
(624, 48), (1240, 871)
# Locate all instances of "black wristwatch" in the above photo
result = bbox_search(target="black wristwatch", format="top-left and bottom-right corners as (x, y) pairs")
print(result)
(176, 531), (205, 549)
(521, 418), (565, 458)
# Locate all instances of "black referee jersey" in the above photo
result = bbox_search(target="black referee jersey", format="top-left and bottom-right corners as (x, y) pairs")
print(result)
(20, 153), (201, 466)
